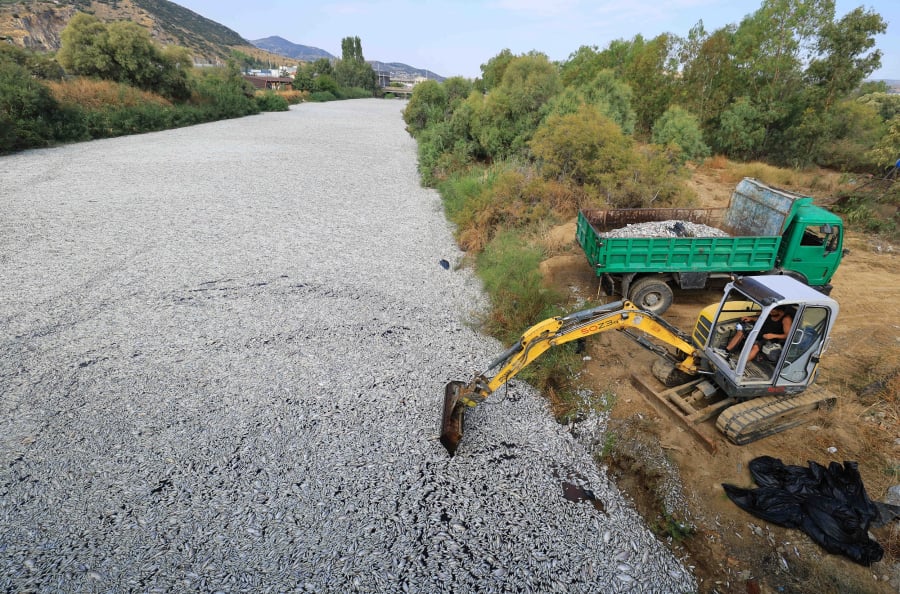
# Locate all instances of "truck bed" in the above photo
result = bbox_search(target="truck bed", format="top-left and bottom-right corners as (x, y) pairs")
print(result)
(576, 208), (781, 275)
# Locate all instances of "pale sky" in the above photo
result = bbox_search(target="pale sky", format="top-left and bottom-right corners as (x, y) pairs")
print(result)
(171, 0), (899, 81)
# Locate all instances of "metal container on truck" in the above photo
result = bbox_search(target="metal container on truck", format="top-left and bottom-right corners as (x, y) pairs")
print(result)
(575, 178), (844, 314)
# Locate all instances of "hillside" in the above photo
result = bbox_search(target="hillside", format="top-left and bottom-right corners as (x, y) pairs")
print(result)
(0, 0), (284, 64)
(250, 35), (335, 63)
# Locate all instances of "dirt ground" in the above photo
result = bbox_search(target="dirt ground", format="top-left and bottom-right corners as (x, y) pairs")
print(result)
(539, 172), (900, 593)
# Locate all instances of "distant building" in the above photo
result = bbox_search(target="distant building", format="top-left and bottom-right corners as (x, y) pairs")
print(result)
(243, 75), (294, 91)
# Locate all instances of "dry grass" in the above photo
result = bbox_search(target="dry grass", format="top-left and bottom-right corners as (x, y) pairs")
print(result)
(698, 157), (847, 197)
(47, 78), (171, 109)
(269, 89), (307, 104)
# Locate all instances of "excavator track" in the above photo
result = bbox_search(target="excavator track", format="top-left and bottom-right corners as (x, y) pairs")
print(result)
(716, 385), (836, 445)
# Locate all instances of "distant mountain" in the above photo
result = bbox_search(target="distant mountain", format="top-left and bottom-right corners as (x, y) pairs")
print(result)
(250, 36), (444, 81)
(250, 36), (335, 63)
(370, 61), (445, 82)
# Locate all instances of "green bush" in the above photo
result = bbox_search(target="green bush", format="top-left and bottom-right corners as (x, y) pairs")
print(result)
(255, 92), (289, 112)
(476, 230), (559, 342)
(191, 66), (259, 119)
(712, 97), (767, 161)
(0, 61), (59, 152)
(308, 91), (337, 102)
(530, 104), (635, 191)
(79, 103), (174, 138)
(652, 105), (710, 164)
(403, 79), (448, 136)
(337, 87), (374, 99)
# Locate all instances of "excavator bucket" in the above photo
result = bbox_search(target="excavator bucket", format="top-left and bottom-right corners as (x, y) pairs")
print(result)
(439, 381), (467, 456)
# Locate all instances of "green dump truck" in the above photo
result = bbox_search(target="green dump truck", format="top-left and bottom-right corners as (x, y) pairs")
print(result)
(575, 178), (844, 314)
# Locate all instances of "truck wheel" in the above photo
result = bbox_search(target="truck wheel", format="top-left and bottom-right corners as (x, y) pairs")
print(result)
(629, 277), (673, 315)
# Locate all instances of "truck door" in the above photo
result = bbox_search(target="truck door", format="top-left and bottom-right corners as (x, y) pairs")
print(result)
(782, 223), (842, 285)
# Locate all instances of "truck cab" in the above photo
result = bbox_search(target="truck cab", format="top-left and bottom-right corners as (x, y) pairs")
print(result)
(777, 202), (844, 292)
(724, 180), (844, 294)
(694, 276), (839, 401)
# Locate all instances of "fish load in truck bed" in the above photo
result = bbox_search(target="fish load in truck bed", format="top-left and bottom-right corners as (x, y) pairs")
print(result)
(600, 220), (731, 238)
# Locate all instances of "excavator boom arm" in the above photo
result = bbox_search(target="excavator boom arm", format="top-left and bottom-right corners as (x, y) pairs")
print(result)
(440, 301), (700, 455)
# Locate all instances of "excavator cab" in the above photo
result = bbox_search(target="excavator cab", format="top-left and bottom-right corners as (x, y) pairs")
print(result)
(697, 276), (839, 400)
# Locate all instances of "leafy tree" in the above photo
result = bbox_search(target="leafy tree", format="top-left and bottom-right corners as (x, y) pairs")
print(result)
(309, 58), (334, 77)
(622, 34), (678, 135)
(293, 66), (315, 92)
(580, 70), (635, 135)
(652, 106), (710, 164)
(529, 104), (635, 194)
(676, 24), (739, 127)
(57, 14), (112, 77)
(803, 6), (885, 110)
(855, 80), (889, 96)
(806, 99), (883, 170)
(559, 45), (605, 88)
(443, 76), (473, 108)
(403, 79), (447, 136)
(867, 115), (900, 169)
(158, 45), (193, 102)
(57, 14), (193, 101)
(480, 49), (514, 91)
(334, 35), (376, 92)
(858, 93), (900, 123)
(546, 69), (636, 134)
(713, 97), (768, 160)
(474, 52), (561, 160)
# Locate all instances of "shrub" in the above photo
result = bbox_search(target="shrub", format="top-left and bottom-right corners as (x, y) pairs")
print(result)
(530, 104), (636, 192)
(308, 91), (337, 102)
(338, 87), (374, 99)
(652, 106), (710, 164)
(403, 79), (447, 135)
(476, 230), (559, 341)
(277, 90), (306, 105)
(0, 61), (59, 152)
(190, 65), (259, 119)
(255, 91), (289, 111)
(46, 78), (171, 110)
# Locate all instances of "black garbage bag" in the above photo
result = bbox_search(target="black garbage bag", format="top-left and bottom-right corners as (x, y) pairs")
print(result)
(723, 456), (884, 566)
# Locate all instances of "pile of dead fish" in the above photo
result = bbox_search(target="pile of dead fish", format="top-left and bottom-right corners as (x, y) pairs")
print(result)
(601, 220), (730, 239)
(0, 100), (696, 593)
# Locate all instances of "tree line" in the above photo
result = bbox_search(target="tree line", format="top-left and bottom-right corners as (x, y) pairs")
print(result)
(404, 0), (899, 207)
(292, 36), (379, 101)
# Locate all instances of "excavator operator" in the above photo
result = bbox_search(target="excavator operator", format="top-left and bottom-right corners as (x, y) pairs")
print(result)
(725, 306), (793, 362)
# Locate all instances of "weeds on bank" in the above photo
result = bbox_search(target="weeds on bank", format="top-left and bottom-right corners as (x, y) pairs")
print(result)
(439, 163), (579, 252)
(651, 511), (695, 545)
(469, 227), (599, 418)
(47, 78), (172, 109)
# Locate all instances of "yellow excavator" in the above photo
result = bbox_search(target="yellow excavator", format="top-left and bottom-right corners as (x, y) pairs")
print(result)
(440, 275), (839, 455)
